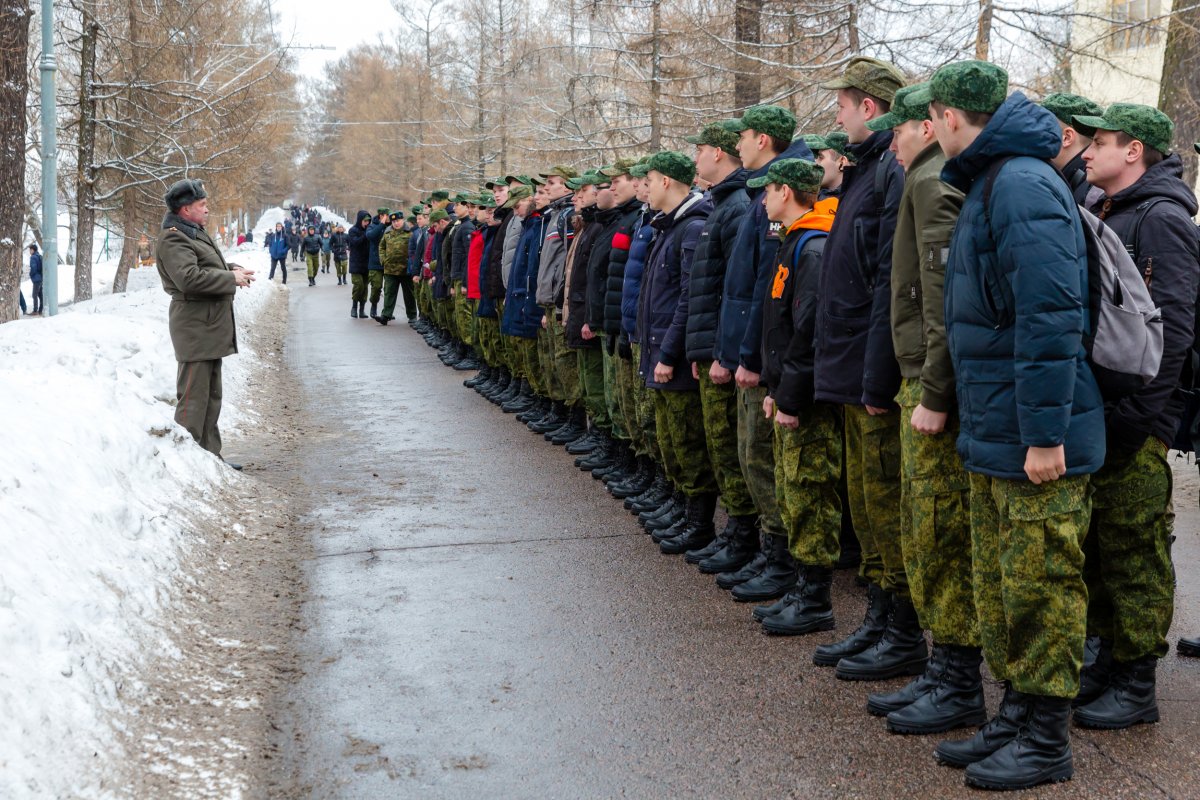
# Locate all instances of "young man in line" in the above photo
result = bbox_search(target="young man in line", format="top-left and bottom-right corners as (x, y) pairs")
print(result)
(1040, 93), (1105, 206)
(377, 211), (413, 325)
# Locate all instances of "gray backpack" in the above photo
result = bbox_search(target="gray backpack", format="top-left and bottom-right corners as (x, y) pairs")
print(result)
(982, 157), (1163, 401)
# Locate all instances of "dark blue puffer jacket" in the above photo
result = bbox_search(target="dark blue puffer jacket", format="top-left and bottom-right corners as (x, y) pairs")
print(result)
(476, 225), (498, 319)
(621, 207), (654, 341)
(365, 220), (386, 271)
(942, 92), (1105, 479)
(714, 138), (814, 374)
(501, 211), (546, 339)
(266, 231), (289, 260)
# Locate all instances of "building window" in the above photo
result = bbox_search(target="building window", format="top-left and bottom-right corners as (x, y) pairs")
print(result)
(1111, 0), (1163, 51)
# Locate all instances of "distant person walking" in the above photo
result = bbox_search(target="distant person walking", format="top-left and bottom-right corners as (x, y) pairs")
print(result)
(155, 178), (255, 468)
(28, 244), (43, 315)
(265, 222), (289, 284)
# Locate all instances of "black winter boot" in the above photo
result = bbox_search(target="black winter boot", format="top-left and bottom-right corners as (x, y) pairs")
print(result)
(936, 683), (1028, 768)
(611, 456), (654, 499)
(761, 566), (835, 635)
(577, 436), (615, 471)
(502, 380), (535, 413)
(566, 429), (601, 455)
(530, 401), (567, 433)
(867, 644), (948, 716)
(1073, 638), (1113, 707)
(813, 583), (892, 667)
(835, 595), (928, 681)
(1179, 637), (1200, 656)
(464, 366), (491, 388)
(700, 514), (759, 574)
(659, 493), (718, 554)
(453, 348), (481, 371)
(594, 442), (633, 482)
(483, 371), (510, 402)
(517, 397), (549, 422)
(369, 302), (378, 319)
(686, 513), (734, 565)
(715, 551), (766, 590)
(964, 694), (1074, 790)
(629, 473), (670, 512)
(730, 534), (796, 602)
(549, 407), (587, 444)
(351, 301), (359, 318)
(1073, 656), (1159, 729)
(886, 645), (987, 734)
(651, 513), (688, 543)
(642, 491), (684, 530)
(358, 301), (368, 318)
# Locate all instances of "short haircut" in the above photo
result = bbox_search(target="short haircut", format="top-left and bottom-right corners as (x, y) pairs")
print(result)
(795, 189), (818, 207)
(931, 101), (992, 130)
(1115, 131), (1166, 167)
(767, 135), (792, 156)
(845, 87), (892, 114)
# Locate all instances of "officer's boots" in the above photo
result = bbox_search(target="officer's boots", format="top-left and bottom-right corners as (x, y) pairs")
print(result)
(813, 583), (892, 667)
(1073, 656), (1160, 729)
(730, 533), (797, 602)
(835, 595), (927, 681)
(963, 693), (1074, 791)
(659, 493), (717, 554)
(760, 566), (836, 635)
(885, 644), (987, 734)
(699, 514), (759, 574)
(350, 301), (359, 318)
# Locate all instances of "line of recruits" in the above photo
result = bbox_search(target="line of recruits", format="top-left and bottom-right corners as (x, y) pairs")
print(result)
(362, 58), (1200, 791)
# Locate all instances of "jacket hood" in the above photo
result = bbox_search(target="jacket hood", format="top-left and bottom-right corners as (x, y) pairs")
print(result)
(941, 92), (1063, 193)
(797, 197), (838, 233)
(1101, 153), (1199, 216)
(355, 209), (372, 224)
(709, 167), (749, 204)
(745, 139), (815, 197)
(651, 191), (714, 232)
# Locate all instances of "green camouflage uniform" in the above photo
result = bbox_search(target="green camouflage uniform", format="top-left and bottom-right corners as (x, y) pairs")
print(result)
(306, 252), (320, 280)
(538, 321), (559, 400)
(897, 378), (977, 646)
(547, 308), (581, 405)
(630, 344), (660, 462)
(653, 389), (717, 496)
(453, 283), (476, 347)
(578, 347), (609, 430)
(773, 403), (843, 566)
(379, 227), (412, 320)
(699, 364), (756, 516)
(970, 473), (1091, 698)
(603, 349), (628, 440)
(737, 385), (786, 538)
(844, 405), (903, 591)
(614, 352), (644, 455)
(1083, 438), (1175, 662)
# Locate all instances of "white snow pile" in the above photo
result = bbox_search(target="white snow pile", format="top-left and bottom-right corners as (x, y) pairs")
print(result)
(252, 204), (349, 241)
(0, 244), (279, 798)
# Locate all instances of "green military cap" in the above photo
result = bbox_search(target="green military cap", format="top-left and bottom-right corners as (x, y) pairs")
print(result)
(565, 176), (584, 190)
(600, 157), (640, 178)
(800, 133), (826, 152)
(823, 131), (851, 158)
(909, 60), (1008, 114)
(645, 150), (697, 185)
(407, 215), (417, 224)
(745, 158), (824, 195)
(430, 189), (450, 201)
(866, 82), (933, 131)
(504, 174), (535, 186)
(540, 165), (580, 181)
(577, 171), (606, 186)
(729, 104), (798, 143)
(484, 177), (503, 189)
(429, 208), (449, 222)
(388, 211), (404, 222)
(377, 207), (391, 216)
(820, 56), (907, 104)
(502, 183), (533, 208)
(629, 158), (652, 178)
(686, 123), (741, 157)
(1040, 92), (1104, 127)
(452, 192), (474, 204)
(411, 204), (424, 215)
(1073, 102), (1175, 155)
(476, 193), (497, 208)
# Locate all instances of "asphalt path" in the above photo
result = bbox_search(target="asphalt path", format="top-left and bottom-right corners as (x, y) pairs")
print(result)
(277, 279), (1200, 799)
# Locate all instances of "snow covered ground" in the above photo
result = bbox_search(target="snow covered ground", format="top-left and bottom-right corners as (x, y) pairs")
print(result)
(0, 231), (282, 798)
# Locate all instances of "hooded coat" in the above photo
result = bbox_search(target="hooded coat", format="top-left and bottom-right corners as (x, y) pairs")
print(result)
(501, 210), (546, 338)
(347, 210), (372, 274)
(942, 92), (1105, 479)
(686, 168), (750, 363)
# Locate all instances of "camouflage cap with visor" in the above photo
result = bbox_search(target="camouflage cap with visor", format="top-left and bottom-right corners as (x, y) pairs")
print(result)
(629, 158), (652, 178)
(866, 82), (933, 131)
(686, 123), (740, 157)
(429, 189), (450, 201)
(600, 158), (639, 178)
(1072, 103), (1175, 156)
(908, 60), (1008, 114)
(1040, 92), (1104, 127)
(540, 165), (580, 181)
(729, 105), (798, 143)
(429, 209), (449, 222)
(820, 56), (906, 104)
(644, 150), (697, 185)
(504, 174), (535, 187)
(745, 158), (823, 195)
(475, 192), (497, 208)
(502, 184), (534, 209)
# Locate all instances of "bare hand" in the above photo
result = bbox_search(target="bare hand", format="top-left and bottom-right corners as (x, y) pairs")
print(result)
(708, 361), (732, 385)
(654, 362), (674, 383)
(581, 323), (595, 341)
(762, 395), (775, 419)
(692, 362), (700, 380)
(541, 316), (548, 330)
(232, 268), (254, 287)
(1025, 445), (1066, 485)
(735, 366), (759, 389)
(865, 404), (890, 416)
(911, 404), (947, 435)
(775, 409), (799, 429)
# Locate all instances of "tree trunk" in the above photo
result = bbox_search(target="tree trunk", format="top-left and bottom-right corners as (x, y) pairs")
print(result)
(75, 12), (99, 303)
(975, 0), (993, 60)
(1159, 0), (1200, 189)
(0, 3), (32, 324)
(847, 1), (860, 52)
(648, 0), (662, 150)
(111, 186), (138, 294)
(733, 0), (762, 110)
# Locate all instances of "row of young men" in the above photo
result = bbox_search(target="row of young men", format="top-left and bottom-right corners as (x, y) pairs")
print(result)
(379, 56), (1198, 791)
(263, 221), (350, 286)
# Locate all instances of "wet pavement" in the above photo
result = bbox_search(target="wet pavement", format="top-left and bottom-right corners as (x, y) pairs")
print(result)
(278, 281), (1200, 799)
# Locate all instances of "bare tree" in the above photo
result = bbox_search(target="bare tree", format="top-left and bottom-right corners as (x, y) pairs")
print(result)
(1160, 1), (1200, 187)
(0, 3), (32, 324)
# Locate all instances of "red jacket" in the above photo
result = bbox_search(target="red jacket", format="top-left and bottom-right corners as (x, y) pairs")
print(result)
(466, 227), (485, 300)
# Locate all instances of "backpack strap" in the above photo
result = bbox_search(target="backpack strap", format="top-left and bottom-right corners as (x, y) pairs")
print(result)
(1128, 197), (1175, 288)
(792, 229), (829, 270)
(874, 150), (895, 211)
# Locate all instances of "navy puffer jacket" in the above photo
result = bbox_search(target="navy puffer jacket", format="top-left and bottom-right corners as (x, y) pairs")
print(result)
(501, 211), (546, 339)
(942, 92), (1105, 479)
(686, 169), (749, 363)
(622, 208), (655, 341)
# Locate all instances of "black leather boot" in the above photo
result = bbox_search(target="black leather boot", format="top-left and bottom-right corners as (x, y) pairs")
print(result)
(715, 550), (767, 590)
(566, 429), (601, 455)
(685, 514), (734, 565)
(369, 302), (378, 318)
(964, 694), (1074, 790)
(886, 644), (987, 734)
(701, 514), (760, 574)
(643, 491), (684, 530)
(358, 301), (368, 318)
(730, 534), (796, 602)
(350, 301), (359, 318)
(813, 583), (891, 667)
(867, 644), (948, 716)
(1180, 637), (1200, 657)
(494, 374), (520, 403)
(595, 443), (633, 482)
(1073, 656), (1159, 729)
(464, 367), (491, 388)
(659, 493), (717, 554)
(483, 371), (510, 402)
(611, 457), (654, 499)
(936, 683), (1028, 768)
(530, 402), (567, 433)
(651, 513), (688, 543)
(577, 436), (615, 471)
(630, 474), (670, 512)
(502, 380), (535, 413)
(549, 407), (587, 443)
(1073, 638), (1113, 707)
(453, 348), (481, 371)
(761, 566), (835, 635)
(517, 397), (549, 423)
(835, 595), (928, 681)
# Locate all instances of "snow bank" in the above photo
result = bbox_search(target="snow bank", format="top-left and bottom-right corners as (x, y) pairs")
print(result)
(253, 205), (350, 240)
(0, 241), (280, 798)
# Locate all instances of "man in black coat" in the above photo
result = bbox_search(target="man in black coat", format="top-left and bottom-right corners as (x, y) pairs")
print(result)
(347, 209), (372, 317)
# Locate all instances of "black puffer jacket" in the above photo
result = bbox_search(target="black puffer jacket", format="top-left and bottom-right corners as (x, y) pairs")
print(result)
(1088, 153), (1200, 455)
(347, 210), (372, 274)
(761, 221), (827, 416)
(566, 208), (604, 348)
(603, 198), (642, 337)
(485, 206), (514, 300)
(585, 206), (621, 331)
(450, 216), (477, 284)
(686, 169), (749, 363)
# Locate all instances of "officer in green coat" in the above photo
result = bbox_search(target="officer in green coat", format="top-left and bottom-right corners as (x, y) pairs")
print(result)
(155, 179), (254, 466)
(377, 211), (413, 325)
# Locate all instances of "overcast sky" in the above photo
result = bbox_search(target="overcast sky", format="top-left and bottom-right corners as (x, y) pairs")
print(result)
(276, 0), (401, 80)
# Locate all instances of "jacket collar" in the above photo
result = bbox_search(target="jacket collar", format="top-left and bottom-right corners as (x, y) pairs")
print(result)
(162, 212), (202, 239)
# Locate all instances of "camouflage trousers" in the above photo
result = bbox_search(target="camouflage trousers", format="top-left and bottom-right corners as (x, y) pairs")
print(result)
(306, 253), (320, 279)
(351, 273), (368, 303)
(334, 257), (347, 280)
(1084, 438), (1175, 662)
(629, 344), (660, 463)
(367, 270), (383, 304)
(653, 389), (717, 496)
(971, 473), (1091, 698)
(545, 309), (581, 406)
(577, 347), (609, 431)
(614, 351), (650, 457)
(417, 279), (433, 319)
(475, 316), (500, 367)
(453, 283), (477, 348)
(515, 337), (545, 395)
(537, 316), (559, 401)
(736, 385), (785, 538)
(773, 402), (843, 567)
(603, 349), (628, 440)
(435, 296), (454, 336)
(698, 364), (755, 517)
(897, 379), (977, 646)
(844, 405), (903, 592)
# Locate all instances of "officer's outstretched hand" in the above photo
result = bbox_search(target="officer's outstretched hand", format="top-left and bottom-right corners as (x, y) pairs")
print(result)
(231, 267), (255, 287)
(1025, 445), (1066, 485)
